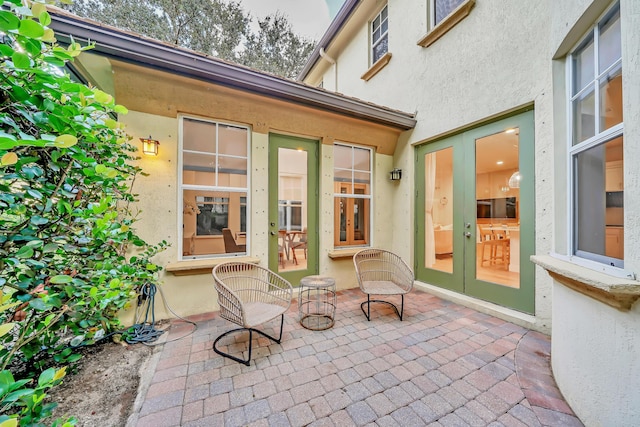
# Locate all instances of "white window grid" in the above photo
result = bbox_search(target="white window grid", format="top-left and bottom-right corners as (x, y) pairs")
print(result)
(430, 0), (465, 27)
(178, 116), (250, 259)
(566, 2), (629, 277)
(371, 5), (388, 64)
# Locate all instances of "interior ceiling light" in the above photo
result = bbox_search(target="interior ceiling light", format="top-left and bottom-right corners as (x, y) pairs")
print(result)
(508, 171), (521, 188)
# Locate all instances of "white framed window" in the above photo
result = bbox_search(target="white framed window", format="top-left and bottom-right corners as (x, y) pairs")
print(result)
(180, 116), (249, 259)
(334, 143), (372, 247)
(371, 5), (388, 64)
(431, 0), (465, 27)
(568, 3), (624, 270)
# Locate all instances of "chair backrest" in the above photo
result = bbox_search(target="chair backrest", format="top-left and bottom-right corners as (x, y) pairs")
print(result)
(493, 227), (509, 240)
(222, 228), (244, 253)
(212, 262), (292, 326)
(477, 224), (494, 242)
(353, 248), (414, 293)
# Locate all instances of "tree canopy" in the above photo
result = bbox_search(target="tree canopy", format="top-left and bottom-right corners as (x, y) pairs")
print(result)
(63, 0), (317, 79)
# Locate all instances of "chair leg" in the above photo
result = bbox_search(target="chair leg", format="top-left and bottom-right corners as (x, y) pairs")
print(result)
(361, 294), (371, 321)
(360, 294), (405, 321)
(213, 315), (285, 366)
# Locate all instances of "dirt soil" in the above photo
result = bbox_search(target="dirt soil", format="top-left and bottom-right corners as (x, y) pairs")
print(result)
(48, 340), (155, 427)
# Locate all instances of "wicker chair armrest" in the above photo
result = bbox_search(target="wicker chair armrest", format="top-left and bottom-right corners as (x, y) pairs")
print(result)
(214, 280), (245, 325)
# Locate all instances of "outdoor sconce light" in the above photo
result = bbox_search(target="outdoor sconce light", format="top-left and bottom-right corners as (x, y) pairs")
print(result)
(389, 168), (402, 181)
(140, 136), (160, 156)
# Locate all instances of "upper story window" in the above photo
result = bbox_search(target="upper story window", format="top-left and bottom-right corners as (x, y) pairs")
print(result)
(180, 117), (249, 259)
(334, 143), (372, 248)
(569, 3), (623, 269)
(418, 0), (474, 48)
(433, 0), (465, 26)
(371, 5), (388, 64)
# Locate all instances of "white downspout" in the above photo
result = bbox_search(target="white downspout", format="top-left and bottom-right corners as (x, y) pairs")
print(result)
(319, 47), (337, 91)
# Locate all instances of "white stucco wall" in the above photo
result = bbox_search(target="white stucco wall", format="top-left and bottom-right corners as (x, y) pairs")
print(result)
(553, 284), (640, 425)
(315, 0), (556, 331)
(546, 1), (640, 425)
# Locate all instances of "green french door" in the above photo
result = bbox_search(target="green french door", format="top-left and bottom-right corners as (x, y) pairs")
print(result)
(415, 110), (535, 313)
(268, 134), (319, 284)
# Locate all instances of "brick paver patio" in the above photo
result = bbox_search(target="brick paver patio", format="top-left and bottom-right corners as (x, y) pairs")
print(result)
(127, 289), (583, 426)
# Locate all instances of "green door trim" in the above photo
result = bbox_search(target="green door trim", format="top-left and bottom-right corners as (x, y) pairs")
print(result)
(463, 111), (535, 314)
(268, 134), (319, 284)
(414, 110), (535, 314)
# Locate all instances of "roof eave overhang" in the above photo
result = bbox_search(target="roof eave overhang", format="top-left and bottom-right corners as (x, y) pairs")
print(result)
(49, 10), (416, 131)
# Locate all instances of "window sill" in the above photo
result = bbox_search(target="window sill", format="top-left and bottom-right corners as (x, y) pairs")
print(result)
(166, 256), (260, 276)
(328, 248), (363, 259)
(531, 254), (640, 311)
(361, 52), (392, 81)
(417, 0), (475, 48)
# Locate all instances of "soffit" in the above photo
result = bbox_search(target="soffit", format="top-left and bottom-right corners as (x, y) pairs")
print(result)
(48, 7), (415, 132)
(111, 60), (401, 155)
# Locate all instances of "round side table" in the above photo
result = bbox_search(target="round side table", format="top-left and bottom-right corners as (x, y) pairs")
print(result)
(298, 275), (336, 330)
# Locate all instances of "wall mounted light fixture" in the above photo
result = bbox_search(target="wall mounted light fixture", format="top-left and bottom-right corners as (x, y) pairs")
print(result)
(140, 136), (159, 156)
(389, 168), (402, 181)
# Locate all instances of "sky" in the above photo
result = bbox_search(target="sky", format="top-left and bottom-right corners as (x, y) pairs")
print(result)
(237, 0), (346, 40)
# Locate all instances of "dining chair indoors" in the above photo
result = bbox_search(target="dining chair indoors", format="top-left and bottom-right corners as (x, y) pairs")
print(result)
(353, 248), (414, 321)
(222, 228), (246, 253)
(211, 262), (293, 366)
(290, 228), (307, 264)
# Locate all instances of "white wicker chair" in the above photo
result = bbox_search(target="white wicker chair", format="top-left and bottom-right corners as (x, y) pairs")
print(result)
(212, 262), (293, 366)
(353, 249), (414, 321)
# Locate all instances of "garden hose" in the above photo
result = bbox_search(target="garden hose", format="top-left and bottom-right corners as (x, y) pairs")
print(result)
(125, 283), (164, 344)
(125, 282), (198, 346)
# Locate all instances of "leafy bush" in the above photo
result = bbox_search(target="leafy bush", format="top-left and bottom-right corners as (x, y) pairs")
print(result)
(0, 0), (166, 423)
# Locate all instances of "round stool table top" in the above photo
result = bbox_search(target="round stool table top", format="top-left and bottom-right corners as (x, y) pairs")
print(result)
(300, 275), (336, 288)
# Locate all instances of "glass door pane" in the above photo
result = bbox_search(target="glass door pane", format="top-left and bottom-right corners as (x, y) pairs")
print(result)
(277, 148), (307, 274)
(474, 130), (520, 288)
(415, 138), (464, 294)
(268, 134), (318, 284)
(334, 183), (369, 246)
(425, 147), (454, 274)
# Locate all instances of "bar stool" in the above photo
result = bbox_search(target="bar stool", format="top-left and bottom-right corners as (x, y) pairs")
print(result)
(479, 225), (510, 269)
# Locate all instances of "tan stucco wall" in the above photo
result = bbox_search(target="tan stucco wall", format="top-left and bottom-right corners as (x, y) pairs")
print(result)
(116, 106), (398, 320)
(110, 61), (402, 155)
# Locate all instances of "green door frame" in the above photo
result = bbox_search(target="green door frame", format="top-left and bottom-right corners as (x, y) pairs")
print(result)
(415, 110), (535, 314)
(415, 135), (464, 293)
(268, 134), (319, 284)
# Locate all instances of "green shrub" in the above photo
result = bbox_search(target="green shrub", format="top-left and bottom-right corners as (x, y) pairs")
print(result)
(0, 0), (166, 424)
